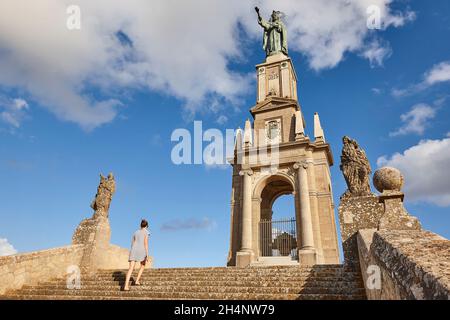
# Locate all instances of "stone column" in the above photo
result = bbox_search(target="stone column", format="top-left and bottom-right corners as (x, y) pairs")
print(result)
(236, 168), (254, 267)
(305, 155), (323, 263)
(294, 162), (317, 265)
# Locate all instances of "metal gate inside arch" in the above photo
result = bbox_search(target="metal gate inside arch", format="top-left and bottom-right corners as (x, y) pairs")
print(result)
(259, 218), (298, 259)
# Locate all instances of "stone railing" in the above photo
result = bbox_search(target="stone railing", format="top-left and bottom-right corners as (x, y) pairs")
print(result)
(357, 229), (450, 300)
(338, 165), (450, 300)
(0, 244), (84, 295)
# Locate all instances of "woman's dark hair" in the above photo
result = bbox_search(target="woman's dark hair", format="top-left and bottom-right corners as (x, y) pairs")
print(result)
(140, 219), (148, 228)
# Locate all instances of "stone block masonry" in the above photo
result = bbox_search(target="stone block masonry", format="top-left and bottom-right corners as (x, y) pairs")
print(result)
(357, 229), (450, 300)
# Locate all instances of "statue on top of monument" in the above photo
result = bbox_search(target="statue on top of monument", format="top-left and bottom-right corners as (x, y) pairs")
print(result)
(340, 136), (373, 198)
(255, 7), (288, 57)
(91, 172), (116, 219)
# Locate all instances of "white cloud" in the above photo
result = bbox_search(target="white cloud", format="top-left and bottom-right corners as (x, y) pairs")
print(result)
(424, 61), (450, 86)
(216, 115), (228, 125)
(160, 217), (217, 232)
(0, 238), (17, 256)
(392, 61), (450, 97)
(391, 88), (408, 97)
(0, 0), (413, 129)
(267, 0), (414, 70)
(389, 104), (436, 137)
(0, 96), (29, 128)
(360, 40), (392, 68)
(371, 88), (382, 95)
(377, 137), (450, 206)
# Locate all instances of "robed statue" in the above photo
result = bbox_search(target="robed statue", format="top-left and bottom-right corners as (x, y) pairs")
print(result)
(340, 136), (373, 198)
(255, 7), (288, 57)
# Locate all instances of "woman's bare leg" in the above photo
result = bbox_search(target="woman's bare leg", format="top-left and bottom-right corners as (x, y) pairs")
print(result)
(135, 262), (146, 285)
(123, 261), (135, 290)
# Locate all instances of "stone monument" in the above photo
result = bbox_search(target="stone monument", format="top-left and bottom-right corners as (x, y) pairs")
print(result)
(227, 8), (340, 267)
(72, 173), (128, 273)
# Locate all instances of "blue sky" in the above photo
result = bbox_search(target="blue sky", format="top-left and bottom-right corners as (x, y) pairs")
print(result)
(0, 0), (449, 267)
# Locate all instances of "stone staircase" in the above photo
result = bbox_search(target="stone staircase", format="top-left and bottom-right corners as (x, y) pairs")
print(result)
(1, 265), (366, 300)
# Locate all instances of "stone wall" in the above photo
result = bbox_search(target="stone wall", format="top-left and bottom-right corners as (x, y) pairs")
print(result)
(357, 229), (450, 300)
(99, 244), (151, 270)
(0, 243), (152, 295)
(0, 244), (84, 295)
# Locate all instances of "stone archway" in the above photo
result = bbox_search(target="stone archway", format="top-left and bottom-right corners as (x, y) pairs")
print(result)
(252, 174), (299, 263)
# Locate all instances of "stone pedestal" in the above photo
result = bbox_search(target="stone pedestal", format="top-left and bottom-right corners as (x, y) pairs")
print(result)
(373, 168), (422, 231)
(256, 53), (298, 103)
(72, 216), (111, 246)
(378, 192), (421, 230)
(236, 251), (254, 268)
(298, 248), (317, 266)
(72, 216), (112, 273)
(338, 195), (384, 267)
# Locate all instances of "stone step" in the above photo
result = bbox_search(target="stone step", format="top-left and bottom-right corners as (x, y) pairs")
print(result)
(94, 272), (358, 279)
(0, 293), (367, 300)
(49, 273), (363, 281)
(97, 266), (351, 272)
(91, 275), (363, 283)
(1, 264), (366, 300)
(45, 274), (364, 282)
(14, 287), (366, 297)
(96, 265), (348, 272)
(5, 288), (367, 299)
(26, 279), (364, 290)
(95, 270), (362, 277)
(96, 268), (355, 275)
(46, 278), (362, 287)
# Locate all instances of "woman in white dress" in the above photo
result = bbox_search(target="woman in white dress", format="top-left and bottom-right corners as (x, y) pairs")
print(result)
(123, 219), (149, 291)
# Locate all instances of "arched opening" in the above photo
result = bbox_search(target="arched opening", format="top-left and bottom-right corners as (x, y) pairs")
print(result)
(272, 194), (295, 221)
(257, 176), (298, 260)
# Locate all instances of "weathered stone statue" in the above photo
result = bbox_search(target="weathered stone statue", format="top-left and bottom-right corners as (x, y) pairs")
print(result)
(255, 7), (288, 57)
(91, 173), (116, 219)
(340, 136), (372, 198)
(72, 172), (121, 272)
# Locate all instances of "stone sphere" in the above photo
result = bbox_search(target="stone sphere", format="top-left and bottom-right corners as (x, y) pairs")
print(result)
(373, 167), (404, 193)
